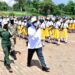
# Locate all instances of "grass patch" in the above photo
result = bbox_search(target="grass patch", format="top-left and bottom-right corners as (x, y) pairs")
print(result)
(0, 11), (43, 16)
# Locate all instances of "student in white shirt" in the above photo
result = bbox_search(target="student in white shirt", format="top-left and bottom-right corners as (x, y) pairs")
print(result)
(40, 19), (46, 46)
(48, 19), (54, 41)
(60, 20), (68, 43)
(44, 18), (50, 43)
(53, 19), (61, 45)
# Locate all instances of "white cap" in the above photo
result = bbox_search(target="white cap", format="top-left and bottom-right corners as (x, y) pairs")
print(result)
(31, 16), (37, 23)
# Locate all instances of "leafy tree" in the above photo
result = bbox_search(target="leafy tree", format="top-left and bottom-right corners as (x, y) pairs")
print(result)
(14, 0), (26, 11)
(0, 2), (9, 11)
(64, 1), (75, 15)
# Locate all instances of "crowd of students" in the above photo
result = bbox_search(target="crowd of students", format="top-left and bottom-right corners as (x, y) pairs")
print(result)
(0, 16), (75, 45)
(1, 16), (74, 45)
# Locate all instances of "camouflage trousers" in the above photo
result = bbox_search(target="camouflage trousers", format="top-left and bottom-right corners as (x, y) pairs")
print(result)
(10, 38), (16, 51)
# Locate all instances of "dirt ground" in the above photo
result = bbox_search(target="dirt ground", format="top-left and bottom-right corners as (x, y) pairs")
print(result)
(0, 33), (75, 75)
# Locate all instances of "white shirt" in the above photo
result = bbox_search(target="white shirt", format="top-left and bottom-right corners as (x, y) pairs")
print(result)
(65, 20), (70, 24)
(0, 18), (2, 23)
(61, 23), (68, 28)
(70, 20), (73, 23)
(74, 20), (75, 23)
(40, 22), (45, 29)
(28, 25), (42, 49)
(56, 21), (61, 26)
(18, 21), (22, 25)
(48, 21), (53, 26)
(54, 21), (61, 29)
(46, 21), (50, 27)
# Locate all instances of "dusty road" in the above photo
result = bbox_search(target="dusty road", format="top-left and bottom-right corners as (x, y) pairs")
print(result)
(0, 33), (75, 75)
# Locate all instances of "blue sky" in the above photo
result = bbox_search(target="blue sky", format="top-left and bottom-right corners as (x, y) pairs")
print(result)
(0, 0), (15, 6)
(53, 0), (75, 4)
(0, 0), (75, 6)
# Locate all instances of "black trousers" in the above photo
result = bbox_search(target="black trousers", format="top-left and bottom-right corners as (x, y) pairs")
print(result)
(27, 47), (46, 67)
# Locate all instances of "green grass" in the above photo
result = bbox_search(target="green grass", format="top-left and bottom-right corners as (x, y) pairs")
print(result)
(0, 11), (75, 17)
(0, 11), (43, 16)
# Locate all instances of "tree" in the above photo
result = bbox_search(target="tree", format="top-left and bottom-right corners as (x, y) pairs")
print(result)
(32, 0), (54, 15)
(58, 3), (65, 10)
(13, 3), (20, 11)
(0, 2), (9, 11)
(64, 1), (75, 15)
(14, 0), (26, 11)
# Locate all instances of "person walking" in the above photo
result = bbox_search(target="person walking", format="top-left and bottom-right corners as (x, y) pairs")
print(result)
(0, 21), (13, 73)
(27, 16), (50, 72)
(8, 18), (17, 60)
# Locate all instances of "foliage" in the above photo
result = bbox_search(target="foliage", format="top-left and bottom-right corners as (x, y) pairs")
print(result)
(0, 2), (9, 11)
(0, 0), (75, 16)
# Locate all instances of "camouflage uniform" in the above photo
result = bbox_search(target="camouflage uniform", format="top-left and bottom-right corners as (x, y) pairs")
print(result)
(0, 28), (11, 66)
(8, 23), (17, 51)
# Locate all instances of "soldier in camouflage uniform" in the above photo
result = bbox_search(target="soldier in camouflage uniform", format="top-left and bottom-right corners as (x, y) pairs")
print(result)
(0, 21), (13, 73)
(8, 18), (17, 60)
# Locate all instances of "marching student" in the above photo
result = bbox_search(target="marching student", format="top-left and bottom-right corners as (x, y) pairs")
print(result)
(17, 20), (22, 39)
(44, 17), (50, 43)
(40, 17), (46, 46)
(53, 19), (61, 45)
(21, 21), (27, 39)
(72, 18), (75, 32)
(60, 19), (68, 43)
(70, 19), (73, 32)
(74, 19), (75, 31)
(48, 19), (54, 42)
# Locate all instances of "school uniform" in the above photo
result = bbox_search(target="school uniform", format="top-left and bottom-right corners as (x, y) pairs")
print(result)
(70, 20), (73, 30)
(18, 21), (22, 36)
(53, 21), (60, 39)
(61, 22), (68, 42)
(74, 20), (75, 30)
(48, 21), (53, 38)
(45, 21), (50, 38)
(40, 22), (46, 41)
(72, 20), (75, 30)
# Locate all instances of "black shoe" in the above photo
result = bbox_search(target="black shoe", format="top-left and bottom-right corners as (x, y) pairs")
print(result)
(4, 61), (7, 66)
(9, 68), (13, 73)
(27, 64), (31, 67)
(14, 57), (17, 60)
(6, 64), (13, 73)
(64, 41), (67, 44)
(42, 66), (50, 72)
(10, 50), (17, 60)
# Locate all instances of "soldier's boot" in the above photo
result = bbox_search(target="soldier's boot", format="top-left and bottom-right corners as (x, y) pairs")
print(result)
(6, 64), (13, 73)
(10, 50), (17, 60)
